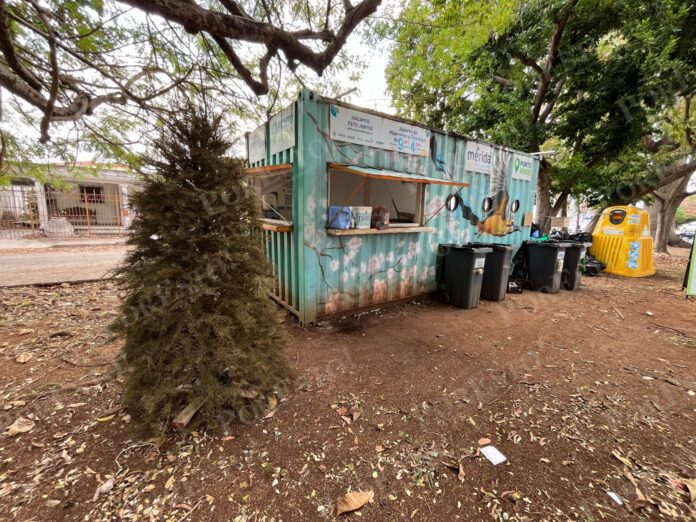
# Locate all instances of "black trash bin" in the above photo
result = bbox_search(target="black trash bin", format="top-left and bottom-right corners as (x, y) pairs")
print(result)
(526, 241), (569, 293)
(561, 243), (590, 290)
(468, 242), (514, 301)
(437, 244), (492, 309)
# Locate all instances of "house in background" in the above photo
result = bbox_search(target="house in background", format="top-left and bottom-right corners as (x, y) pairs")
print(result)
(0, 162), (141, 238)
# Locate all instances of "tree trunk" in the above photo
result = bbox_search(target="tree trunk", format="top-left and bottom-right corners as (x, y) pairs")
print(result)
(650, 176), (691, 254)
(584, 209), (602, 233)
(648, 200), (660, 238)
(668, 228), (691, 248)
(535, 162), (553, 232)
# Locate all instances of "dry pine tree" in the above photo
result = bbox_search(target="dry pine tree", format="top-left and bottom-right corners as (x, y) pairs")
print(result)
(111, 103), (292, 432)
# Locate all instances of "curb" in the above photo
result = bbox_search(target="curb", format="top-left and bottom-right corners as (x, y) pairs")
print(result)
(0, 277), (115, 289)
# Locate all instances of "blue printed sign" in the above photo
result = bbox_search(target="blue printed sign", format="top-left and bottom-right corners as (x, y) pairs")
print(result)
(329, 104), (430, 157)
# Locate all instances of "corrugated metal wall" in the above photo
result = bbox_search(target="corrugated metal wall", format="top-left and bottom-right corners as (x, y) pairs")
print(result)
(247, 91), (539, 323)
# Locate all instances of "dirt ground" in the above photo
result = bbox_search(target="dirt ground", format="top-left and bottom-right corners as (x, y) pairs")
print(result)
(1, 249), (695, 521)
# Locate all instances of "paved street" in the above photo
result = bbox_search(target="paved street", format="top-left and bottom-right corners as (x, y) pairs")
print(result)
(0, 247), (127, 286)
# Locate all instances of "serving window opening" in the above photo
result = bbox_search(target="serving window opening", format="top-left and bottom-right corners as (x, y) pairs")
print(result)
(328, 166), (424, 228)
(245, 164), (293, 230)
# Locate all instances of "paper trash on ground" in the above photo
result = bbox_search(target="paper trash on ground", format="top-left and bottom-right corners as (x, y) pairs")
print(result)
(607, 491), (623, 506)
(480, 445), (507, 465)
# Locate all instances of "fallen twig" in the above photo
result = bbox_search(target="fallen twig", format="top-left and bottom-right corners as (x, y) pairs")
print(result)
(171, 397), (206, 430)
(176, 497), (204, 522)
(651, 323), (692, 338)
(22, 375), (113, 400)
(62, 355), (116, 368)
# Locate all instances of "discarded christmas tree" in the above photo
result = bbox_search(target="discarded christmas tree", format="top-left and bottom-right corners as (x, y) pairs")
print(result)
(112, 104), (291, 432)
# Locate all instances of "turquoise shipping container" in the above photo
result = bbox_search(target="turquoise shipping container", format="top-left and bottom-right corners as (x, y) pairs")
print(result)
(246, 89), (539, 324)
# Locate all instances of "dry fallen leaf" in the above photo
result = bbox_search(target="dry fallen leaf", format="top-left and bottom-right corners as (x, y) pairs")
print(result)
(501, 490), (522, 503)
(6, 417), (34, 436)
(478, 438), (492, 446)
(92, 478), (114, 501)
(336, 490), (374, 516)
(165, 475), (175, 490)
(267, 395), (278, 410)
(681, 479), (696, 504)
(611, 450), (634, 469)
(15, 353), (33, 364)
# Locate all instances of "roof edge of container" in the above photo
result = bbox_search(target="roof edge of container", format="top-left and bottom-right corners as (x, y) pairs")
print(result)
(305, 89), (539, 160)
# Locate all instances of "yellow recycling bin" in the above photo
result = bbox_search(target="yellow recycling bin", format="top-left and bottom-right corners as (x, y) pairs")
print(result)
(590, 206), (655, 277)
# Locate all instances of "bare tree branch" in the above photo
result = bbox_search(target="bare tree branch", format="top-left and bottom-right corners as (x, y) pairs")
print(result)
(613, 160), (696, 204)
(493, 75), (515, 89)
(513, 51), (546, 79)
(30, 0), (59, 143)
(217, 0), (251, 19)
(520, 0), (578, 124)
(642, 134), (679, 154)
(0, 0), (42, 91)
(539, 78), (565, 124)
(0, 0), (380, 143)
(212, 35), (274, 96)
(119, 0), (381, 93)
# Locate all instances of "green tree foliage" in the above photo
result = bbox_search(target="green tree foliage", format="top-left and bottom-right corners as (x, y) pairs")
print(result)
(675, 206), (689, 226)
(386, 0), (696, 227)
(679, 195), (696, 223)
(111, 103), (292, 432)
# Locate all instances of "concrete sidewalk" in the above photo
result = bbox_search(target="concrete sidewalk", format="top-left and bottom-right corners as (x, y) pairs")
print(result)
(0, 237), (127, 251)
(0, 247), (127, 286)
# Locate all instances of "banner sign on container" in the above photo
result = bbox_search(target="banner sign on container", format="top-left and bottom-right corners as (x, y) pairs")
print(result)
(511, 153), (533, 181)
(247, 124), (266, 164)
(329, 104), (430, 157)
(269, 105), (295, 155)
(464, 142), (492, 174)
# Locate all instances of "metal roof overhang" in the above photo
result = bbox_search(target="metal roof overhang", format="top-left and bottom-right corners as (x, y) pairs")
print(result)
(244, 163), (292, 175)
(328, 163), (469, 188)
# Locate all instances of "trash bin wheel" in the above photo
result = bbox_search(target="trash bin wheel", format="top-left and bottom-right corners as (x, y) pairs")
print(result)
(438, 290), (450, 304)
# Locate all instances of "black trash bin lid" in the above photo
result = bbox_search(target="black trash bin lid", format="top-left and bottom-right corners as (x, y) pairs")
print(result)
(442, 244), (493, 254)
(526, 241), (565, 248)
(468, 242), (514, 251)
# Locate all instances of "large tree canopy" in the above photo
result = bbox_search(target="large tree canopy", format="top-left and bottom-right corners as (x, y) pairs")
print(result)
(0, 0), (380, 171)
(386, 0), (696, 230)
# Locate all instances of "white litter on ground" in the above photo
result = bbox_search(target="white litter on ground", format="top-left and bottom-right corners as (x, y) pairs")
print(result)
(480, 445), (507, 465)
(607, 491), (623, 506)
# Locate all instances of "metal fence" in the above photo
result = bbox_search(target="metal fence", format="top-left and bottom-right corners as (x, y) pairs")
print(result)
(0, 185), (128, 239)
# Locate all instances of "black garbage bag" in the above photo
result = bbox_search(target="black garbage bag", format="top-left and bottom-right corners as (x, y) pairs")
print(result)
(550, 229), (593, 243)
(510, 241), (529, 287)
(581, 254), (605, 276)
